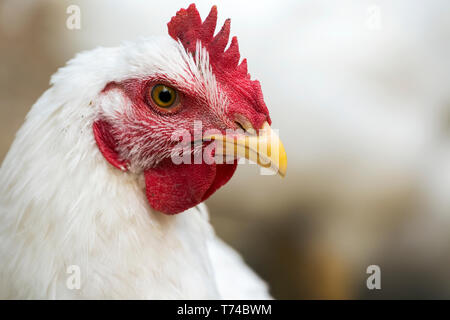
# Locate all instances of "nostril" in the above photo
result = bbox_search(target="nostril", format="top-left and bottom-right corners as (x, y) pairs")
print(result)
(233, 114), (256, 134)
(234, 121), (245, 131)
(234, 119), (257, 136)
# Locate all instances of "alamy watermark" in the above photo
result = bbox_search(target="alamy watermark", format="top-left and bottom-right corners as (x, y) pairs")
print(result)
(66, 5), (81, 30)
(168, 120), (283, 176)
(366, 4), (382, 31)
(66, 265), (81, 290)
(366, 265), (381, 290)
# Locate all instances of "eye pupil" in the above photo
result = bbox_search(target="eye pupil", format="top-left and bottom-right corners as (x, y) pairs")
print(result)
(158, 88), (172, 103)
(150, 84), (178, 110)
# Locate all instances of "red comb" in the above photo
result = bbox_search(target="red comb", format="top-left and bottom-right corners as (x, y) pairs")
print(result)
(168, 4), (248, 76)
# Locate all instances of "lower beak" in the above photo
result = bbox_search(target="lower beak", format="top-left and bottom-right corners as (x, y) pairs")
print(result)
(203, 122), (287, 177)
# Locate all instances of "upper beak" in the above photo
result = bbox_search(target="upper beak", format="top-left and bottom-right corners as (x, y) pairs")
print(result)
(203, 122), (287, 177)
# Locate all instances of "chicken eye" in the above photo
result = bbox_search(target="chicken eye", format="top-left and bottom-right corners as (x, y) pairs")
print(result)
(150, 84), (177, 109)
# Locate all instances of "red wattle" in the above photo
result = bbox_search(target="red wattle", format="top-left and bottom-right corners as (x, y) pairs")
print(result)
(201, 162), (237, 201)
(144, 159), (237, 215)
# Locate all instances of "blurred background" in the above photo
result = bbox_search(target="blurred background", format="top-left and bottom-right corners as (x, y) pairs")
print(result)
(1, 0), (450, 299)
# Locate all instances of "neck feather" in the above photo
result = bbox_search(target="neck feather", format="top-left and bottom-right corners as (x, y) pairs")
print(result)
(0, 85), (218, 298)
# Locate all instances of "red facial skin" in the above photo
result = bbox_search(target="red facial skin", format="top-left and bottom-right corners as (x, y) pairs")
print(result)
(93, 4), (270, 215)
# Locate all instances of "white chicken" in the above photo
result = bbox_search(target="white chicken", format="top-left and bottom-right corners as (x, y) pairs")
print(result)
(0, 4), (286, 299)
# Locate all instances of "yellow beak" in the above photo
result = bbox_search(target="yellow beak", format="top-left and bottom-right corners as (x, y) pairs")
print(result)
(203, 122), (287, 177)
